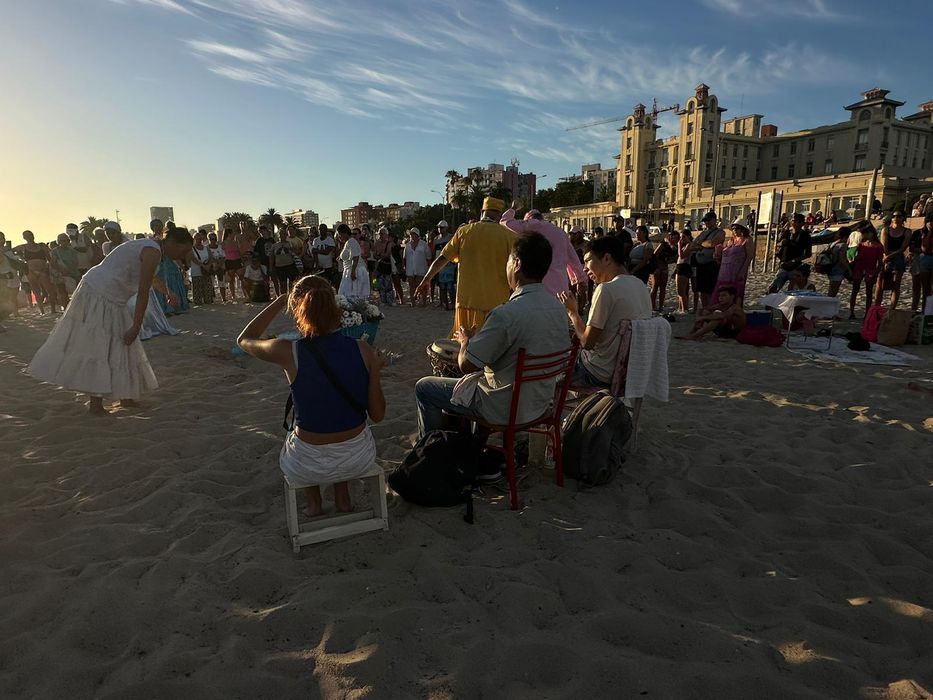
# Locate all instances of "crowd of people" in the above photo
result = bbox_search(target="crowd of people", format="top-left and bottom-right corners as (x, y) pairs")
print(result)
(4, 195), (932, 513)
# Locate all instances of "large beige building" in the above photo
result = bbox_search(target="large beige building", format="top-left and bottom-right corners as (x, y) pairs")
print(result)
(551, 85), (933, 231)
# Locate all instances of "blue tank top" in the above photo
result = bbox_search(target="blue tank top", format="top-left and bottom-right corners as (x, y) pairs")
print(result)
(291, 334), (369, 433)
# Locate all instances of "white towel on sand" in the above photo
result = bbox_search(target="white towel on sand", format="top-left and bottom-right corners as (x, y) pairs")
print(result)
(626, 317), (671, 402)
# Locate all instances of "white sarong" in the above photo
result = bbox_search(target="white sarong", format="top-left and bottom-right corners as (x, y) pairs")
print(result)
(28, 280), (158, 400)
(279, 426), (376, 487)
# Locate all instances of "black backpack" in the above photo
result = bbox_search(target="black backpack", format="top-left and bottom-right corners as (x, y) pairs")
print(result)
(388, 430), (481, 523)
(561, 391), (633, 486)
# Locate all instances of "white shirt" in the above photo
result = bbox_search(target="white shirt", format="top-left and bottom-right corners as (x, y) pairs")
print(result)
(244, 264), (267, 282)
(581, 274), (653, 383)
(82, 239), (161, 304)
(190, 246), (210, 276)
(404, 240), (429, 277)
(311, 236), (336, 269)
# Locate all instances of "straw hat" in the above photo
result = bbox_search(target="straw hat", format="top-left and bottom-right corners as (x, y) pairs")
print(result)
(482, 196), (505, 212)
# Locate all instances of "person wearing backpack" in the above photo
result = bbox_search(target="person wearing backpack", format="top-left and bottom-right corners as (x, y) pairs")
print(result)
(236, 276), (387, 517)
(820, 227), (852, 299)
(414, 232), (568, 438)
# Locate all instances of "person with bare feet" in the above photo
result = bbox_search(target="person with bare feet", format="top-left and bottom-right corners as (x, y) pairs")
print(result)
(679, 286), (746, 340)
(28, 225), (192, 414)
(237, 276), (386, 516)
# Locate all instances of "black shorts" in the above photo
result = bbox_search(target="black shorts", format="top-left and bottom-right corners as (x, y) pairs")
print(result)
(275, 264), (299, 282)
(224, 259), (243, 271)
(675, 263), (692, 277)
(695, 261), (720, 294)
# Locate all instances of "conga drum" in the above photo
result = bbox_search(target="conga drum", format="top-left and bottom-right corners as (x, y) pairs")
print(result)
(426, 338), (462, 377)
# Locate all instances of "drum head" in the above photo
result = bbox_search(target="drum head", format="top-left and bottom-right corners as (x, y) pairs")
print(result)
(430, 339), (459, 358)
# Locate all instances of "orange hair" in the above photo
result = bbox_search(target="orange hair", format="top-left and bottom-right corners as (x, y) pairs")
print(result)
(289, 275), (341, 337)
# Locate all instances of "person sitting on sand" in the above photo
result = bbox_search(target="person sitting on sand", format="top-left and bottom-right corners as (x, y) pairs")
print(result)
(679, 286), (746, 341)
(787, 263), (817, 292)
(415, 232), (567, 437)
(559, 236), (652, 388)
(242, 254), (270, 303)
(236, 276), (386, 517)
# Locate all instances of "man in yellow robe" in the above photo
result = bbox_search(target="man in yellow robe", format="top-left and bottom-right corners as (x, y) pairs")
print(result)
(417, 197), (515, 337)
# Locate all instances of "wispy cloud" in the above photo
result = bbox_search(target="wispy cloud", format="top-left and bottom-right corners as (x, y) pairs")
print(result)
(702, 0), (839, 19)
(111, 0), (864, 169)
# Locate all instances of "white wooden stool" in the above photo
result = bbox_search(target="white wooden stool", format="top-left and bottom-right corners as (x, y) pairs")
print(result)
(283, 466), (389, 552)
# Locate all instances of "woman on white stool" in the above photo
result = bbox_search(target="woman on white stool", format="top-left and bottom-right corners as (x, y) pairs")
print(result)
(237, 275), (386, 516)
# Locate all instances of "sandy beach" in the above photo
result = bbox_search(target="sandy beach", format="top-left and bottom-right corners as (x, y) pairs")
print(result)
(2, 271), (933, 699)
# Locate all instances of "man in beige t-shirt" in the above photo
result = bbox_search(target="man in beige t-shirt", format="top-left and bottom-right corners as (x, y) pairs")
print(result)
(560, 236), (652, 387)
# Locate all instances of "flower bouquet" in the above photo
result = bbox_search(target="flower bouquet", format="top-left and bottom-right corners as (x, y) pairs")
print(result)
(336, 294), (384, 344)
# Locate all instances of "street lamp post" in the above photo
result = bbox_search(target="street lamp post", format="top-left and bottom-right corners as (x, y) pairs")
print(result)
(531, 174), (548, 209)
(430, 189), (446, 225)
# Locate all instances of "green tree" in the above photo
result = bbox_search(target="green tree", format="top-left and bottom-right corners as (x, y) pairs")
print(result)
(283, 215), (299, 228)
(217, 212), (254, 233)
(467, 183), (487, 219)
(258, 207), (284, 232)
(595, 183), (616, 202)
(451, 190), (469, 213)
(79, 216), (109, 237)
(488, 182), (512, 206)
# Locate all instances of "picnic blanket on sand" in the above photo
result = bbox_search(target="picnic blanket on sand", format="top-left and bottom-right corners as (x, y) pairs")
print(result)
(786, 336), (920, 366)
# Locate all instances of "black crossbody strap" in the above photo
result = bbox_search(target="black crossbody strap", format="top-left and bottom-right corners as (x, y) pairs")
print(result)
(306, 339), (368, 420)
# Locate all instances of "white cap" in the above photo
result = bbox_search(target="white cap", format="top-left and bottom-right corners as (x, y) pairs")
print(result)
(409, 227), (420, 236)
(437, 220), (448, 228)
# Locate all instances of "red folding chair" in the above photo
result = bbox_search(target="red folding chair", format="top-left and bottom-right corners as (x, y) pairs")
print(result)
(466, 341), (579, 511)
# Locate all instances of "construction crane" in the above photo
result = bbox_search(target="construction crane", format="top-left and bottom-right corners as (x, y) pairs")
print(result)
(565, 98), (680, 131)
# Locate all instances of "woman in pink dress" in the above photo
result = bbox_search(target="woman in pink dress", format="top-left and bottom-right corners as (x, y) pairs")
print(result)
(711, 222), (754, 307)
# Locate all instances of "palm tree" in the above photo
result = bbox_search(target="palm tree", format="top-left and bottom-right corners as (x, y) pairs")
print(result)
(451, 190), (468, 212)
(467, 183), (487, 219)
(258, 207), (284, 232)
(79, 216), (109, 237)
(217, 211), (254, 233)
(283, 215), (299, 228)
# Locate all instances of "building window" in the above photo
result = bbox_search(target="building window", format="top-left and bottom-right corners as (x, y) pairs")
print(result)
(741, 165), (747, 179)
(732, 144), (738, 157)
(705, 163), (711, 183)
(807, 139), (815, 152)
(687, 122), (694, 135)
(673, 146), (679, 161)
(882, 126), (889, 146)
(686, 143), (693, 159)
(827, 136), (834, 150)
(857, 129), (869, 145)
(772, 144), (780, 157)
(626, 137), (632, 149)
(771, 166), (778, 179)
(743, 145), (748, 158)
(720, 164), (726, 178)
(625, 174), (631, 190)
(661, 149), (669, 166)
(912, 156), (918, 168)
(788, 164), (795, 178)
(859, 109), (871, 122)
(625, 154), (632, 169)
(824, 159), (833, 174)
(706, 141), (713, 159)
(684, 164), (692, 182)
(731, 165), (736, 179)
(805, 162), (813, 175)
(790, 142), (797, 155)
(854, 154), (866, 171)
(683, 186), (689, 201)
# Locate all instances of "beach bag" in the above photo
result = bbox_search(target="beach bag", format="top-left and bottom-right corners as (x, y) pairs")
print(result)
(388, 430), (480, 522)
(736, 325), (784, 347)
(861, 305), (886, 342)
(876, 309), (912, 346)
(813, 247), (836, 274)
(561, 391), (632, 486)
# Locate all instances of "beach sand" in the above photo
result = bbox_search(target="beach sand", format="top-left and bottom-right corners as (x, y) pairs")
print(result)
(2, 272), (932, 699)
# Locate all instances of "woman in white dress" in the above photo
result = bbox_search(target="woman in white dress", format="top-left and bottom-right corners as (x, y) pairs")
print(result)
(404, 227), (430, 306)
(29, 224), (193, 415)
(337, 223), (370, 299)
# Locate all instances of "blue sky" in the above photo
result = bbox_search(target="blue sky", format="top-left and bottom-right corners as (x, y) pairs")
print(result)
(1, 0), (929, 240)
